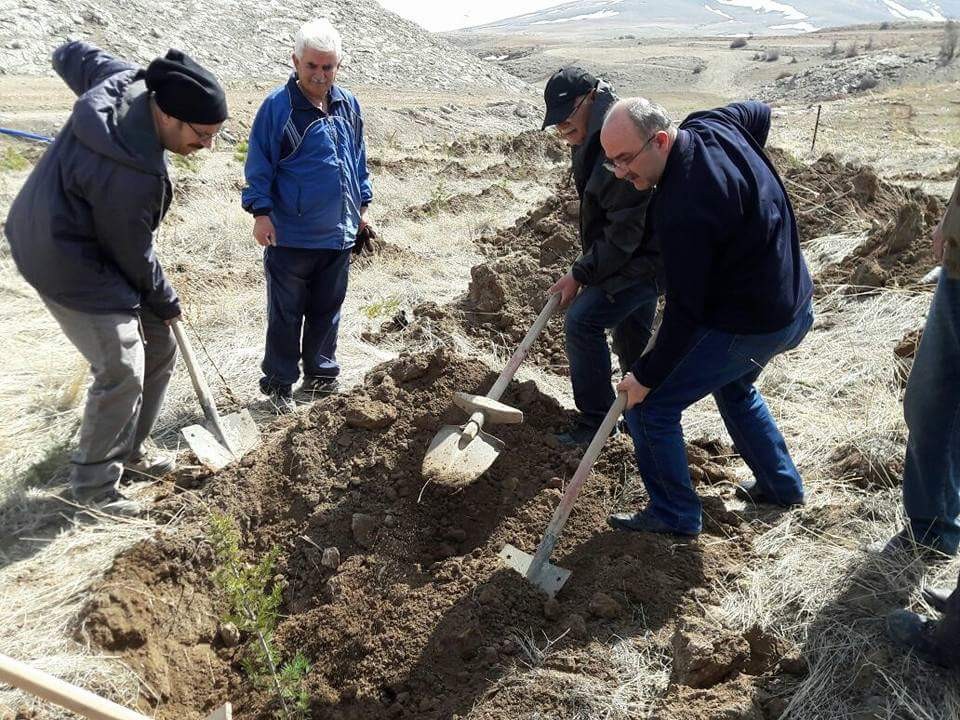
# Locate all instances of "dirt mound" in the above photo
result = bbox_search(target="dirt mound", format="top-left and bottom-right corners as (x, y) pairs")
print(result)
(768, 150), (945, 289)
(447, 130), (568, 165)
(77, 349), (757, 719)
(893, 326), (923, 387)
(403, 183), (518, 220)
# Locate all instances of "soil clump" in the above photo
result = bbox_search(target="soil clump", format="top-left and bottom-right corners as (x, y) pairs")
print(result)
(77, 350), (756, 720)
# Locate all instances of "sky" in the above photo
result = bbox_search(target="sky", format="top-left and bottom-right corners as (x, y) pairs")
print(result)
(376, 0), (570, 31)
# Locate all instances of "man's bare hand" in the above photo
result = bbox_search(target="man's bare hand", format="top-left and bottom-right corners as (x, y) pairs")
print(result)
(549, 272), (582, 308)
(617, 372), (650, 410)
(254, 215), (276, 247)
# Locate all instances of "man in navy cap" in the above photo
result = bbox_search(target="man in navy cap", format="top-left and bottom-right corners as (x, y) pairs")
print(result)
(5, 41), (227, 516)
(541, 66), (660, 447)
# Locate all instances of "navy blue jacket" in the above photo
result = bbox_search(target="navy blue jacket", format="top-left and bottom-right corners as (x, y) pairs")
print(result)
(5, 41), (179, 319)
(636, 101), (813, 389)
(241, 76), (372, 249)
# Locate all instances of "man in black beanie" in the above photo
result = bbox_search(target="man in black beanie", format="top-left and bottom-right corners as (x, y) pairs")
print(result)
(4, 41), (227, 516)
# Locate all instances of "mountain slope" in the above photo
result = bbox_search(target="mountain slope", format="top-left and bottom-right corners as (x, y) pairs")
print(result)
(466, 0), (957, 36)
(0, 0), (527, 91)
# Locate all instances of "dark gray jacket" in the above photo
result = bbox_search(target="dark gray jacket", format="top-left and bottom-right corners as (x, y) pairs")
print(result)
(5, 41), (179, 319)
(570, 81), (659, 295)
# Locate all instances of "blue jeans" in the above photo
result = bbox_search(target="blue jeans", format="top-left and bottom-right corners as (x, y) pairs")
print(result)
(262, 246), (351, 388)
(566, 280), (659, 430)
(903, 273), (960, 554)
(624, 301), (814, 534)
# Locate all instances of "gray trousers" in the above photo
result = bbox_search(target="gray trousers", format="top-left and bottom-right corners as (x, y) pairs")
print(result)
(41, 297), (177, 498)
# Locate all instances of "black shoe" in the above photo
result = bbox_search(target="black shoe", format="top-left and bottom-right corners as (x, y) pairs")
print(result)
(607, 509), (699, 537)
(555, 421), (620, 448)
(886, 609), (956, 668)
(866, 529), (958, 559)
(259, 377), (295, 413)
(922, 586), (953, 613)
(735, 478), (805, 507)
(298, 375), (339, 399)
(72, 488), (144, 517)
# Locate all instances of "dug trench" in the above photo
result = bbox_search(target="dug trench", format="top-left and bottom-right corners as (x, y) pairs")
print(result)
(72, 147), (943, 719)
(76, 347), (792, 720)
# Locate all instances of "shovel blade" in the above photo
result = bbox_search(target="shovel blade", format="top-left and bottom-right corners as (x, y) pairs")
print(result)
(421, 424), (505, 485)
(498, 544), (571, 598)
(182, 410), (260, 471)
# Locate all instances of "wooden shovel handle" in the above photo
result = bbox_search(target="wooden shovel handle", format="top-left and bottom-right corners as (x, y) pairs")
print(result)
(0, 652), (232, 720)
(171, 319), (234, 454)
(526, 392), (627, 575)
(0, 651), (150, 720)
(488, 293), (562, 403)
(460, 294), (561, 443)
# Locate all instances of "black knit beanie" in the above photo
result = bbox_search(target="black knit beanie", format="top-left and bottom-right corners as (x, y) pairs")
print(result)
(145, 49), (228, 124)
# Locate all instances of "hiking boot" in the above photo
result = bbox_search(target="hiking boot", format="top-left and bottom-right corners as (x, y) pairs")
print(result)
(606, 509), (699, 537)
(259, 378), (295, 414)
(297, 375), (339, 399)
(125, 449), (176, 479)
(73, 488), (144, 518)
(865, 529), (957, 560)
(886, 609), (955, 668)
(735, 478), (805, 507)
(922, 586), (954, 613)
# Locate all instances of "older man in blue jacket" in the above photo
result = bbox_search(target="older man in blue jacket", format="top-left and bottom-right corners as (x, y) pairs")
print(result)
(242, 18), (372, 409)
(5, 41), (227, 515)
(600, 98), (814, 536)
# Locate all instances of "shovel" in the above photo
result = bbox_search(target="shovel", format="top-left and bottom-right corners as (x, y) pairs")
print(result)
(499, 392), (627, 597)
(0, 650), (232, 720)
(422, 293), (561, 485)
(171, 319), (259, 471)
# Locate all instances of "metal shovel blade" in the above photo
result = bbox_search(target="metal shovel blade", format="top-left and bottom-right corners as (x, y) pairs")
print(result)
(421, 423), (505, 485)
(182, 409), (260, 471)
(498, 544), (571, 598)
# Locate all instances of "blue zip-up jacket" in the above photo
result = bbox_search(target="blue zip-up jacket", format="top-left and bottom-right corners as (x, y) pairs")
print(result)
(635, 101), (813, 389)
(241, 75), (372, 249)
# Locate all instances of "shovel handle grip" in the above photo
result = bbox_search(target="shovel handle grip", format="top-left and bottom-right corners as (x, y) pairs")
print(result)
(171, 320), (234, 454)
(0, 651), (152, 720)
(527, 392), (627, 574)
(487, 293), (561, 403)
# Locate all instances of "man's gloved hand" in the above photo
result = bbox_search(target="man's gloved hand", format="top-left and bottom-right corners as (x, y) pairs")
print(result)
(353, 222), (377, 257)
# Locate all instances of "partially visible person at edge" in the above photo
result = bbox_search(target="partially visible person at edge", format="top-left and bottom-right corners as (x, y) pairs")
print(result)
(241, 18), (373, 412)
(540, 66), (660, 448)
(600, 97), (814, 537)
(4, 41), (227, 516)
(885, 173), (960, 670)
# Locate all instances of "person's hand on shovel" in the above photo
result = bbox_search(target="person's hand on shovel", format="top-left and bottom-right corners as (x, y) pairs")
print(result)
(549, 271), (581, 308)
(617, 372), (650, 410)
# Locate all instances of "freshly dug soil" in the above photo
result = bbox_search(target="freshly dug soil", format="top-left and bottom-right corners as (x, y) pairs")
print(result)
(76, 350), (770, 720)
(768, 150), (945, 290)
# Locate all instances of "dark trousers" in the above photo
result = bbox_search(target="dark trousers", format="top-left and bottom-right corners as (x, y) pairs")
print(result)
(625, 301), (813, 534)
(902, 272), (960, 554)
(262, 246), (351, 388)
(565, 279), (659, 431)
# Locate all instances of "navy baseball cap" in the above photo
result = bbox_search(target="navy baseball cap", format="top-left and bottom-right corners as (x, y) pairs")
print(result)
(541, 66), (597, 129)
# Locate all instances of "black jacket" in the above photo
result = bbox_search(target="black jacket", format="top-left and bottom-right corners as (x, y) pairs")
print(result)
(5, 41), (179, 319)
(570, 81), (659, 295)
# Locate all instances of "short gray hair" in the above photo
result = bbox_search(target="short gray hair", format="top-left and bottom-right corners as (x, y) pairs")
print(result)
(605, 97), (673, 137)
(294, 18), (342, 60)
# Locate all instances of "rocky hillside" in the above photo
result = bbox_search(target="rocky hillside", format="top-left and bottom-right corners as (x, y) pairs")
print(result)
(0, 0), (527, 91)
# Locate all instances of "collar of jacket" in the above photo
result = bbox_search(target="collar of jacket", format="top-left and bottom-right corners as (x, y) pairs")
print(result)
(658, 127), (691, 190)
(584, 80), (615, 141)
(287, 74), (348, 111)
